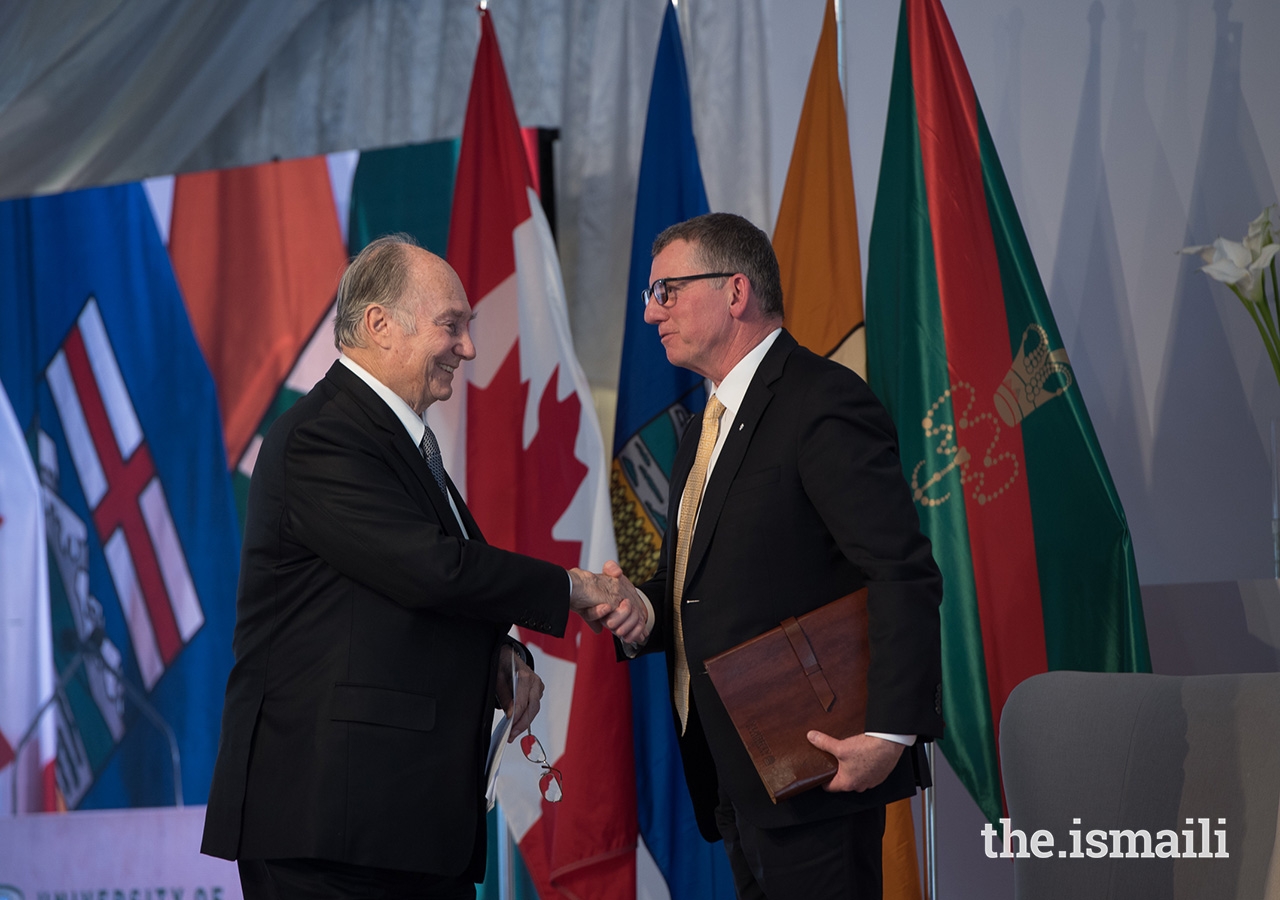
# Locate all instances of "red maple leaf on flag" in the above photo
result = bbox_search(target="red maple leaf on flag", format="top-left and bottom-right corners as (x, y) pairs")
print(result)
(470, 343), (637, 897)
(467, 342), (585, 572)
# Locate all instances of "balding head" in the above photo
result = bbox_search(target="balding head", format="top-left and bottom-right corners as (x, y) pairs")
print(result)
(336, 234), (476, 414)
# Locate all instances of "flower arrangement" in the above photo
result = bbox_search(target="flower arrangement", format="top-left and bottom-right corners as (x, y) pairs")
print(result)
(1181, 206), (1280, 385)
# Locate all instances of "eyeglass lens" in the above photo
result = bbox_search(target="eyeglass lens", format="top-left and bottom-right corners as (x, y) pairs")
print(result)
(519, 732), (563, 802)
(644, 272), (736, 307)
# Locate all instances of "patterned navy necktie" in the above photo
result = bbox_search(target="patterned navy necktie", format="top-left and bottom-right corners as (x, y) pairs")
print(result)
(419, 426), (450, 498)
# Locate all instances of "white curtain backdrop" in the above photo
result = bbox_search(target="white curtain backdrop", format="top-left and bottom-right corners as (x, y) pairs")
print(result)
(0, 0), (318, 194)
(4, 0), (1280, 640)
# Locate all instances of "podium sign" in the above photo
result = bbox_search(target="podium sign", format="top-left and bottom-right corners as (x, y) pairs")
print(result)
(0, 806), (239, 900)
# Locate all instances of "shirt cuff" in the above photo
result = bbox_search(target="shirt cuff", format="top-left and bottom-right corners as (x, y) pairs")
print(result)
(621, 589), (657, 658)
(865, 732), (917, 746)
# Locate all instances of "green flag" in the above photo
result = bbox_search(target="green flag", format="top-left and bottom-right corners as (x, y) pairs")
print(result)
(864, 0), (1150, 825)
(347, 140), (459, 256)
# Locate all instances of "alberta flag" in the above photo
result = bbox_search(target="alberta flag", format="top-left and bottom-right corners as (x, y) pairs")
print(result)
(0, 184), (241, 810)
(611, 4), (735, 899)
(444, 10), (637, 898)
(864, 0), (1150, 825)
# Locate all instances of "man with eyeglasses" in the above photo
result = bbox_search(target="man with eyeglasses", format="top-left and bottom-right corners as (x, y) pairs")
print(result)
(612, 212), (943, 899)
(201, 234), (642, 899)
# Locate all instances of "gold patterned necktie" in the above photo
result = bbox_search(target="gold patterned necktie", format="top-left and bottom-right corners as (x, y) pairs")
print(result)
(672, 394), (725, 733)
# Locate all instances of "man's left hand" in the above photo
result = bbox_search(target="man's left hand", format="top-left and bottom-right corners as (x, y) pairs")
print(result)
(498, 645), (544, 741)
(806, 731), (905, 792)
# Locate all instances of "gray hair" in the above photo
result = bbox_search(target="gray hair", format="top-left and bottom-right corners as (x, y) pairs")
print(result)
(652, 212), (784, 318)
(333, 233), (420, 349)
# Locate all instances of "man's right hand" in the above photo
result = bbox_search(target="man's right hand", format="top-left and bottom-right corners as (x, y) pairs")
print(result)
(569, 561), (648, 642)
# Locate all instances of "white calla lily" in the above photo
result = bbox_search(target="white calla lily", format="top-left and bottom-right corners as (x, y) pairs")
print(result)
(1182, 205), (1280, 388)
(1182, 219), (1280, 303)
(1244, 205), (1277, 256)
(1202, 240), (1279, 302)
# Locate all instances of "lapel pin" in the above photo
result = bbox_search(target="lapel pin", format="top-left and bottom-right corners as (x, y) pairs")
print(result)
(738, 423), (744, 431)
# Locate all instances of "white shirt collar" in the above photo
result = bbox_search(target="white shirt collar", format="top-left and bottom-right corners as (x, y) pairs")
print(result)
(337, 354), (469, 538)
(709, 327), (783, 417)
(339, 354), (427, 447)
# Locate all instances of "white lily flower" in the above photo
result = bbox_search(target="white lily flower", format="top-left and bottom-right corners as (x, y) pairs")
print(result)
(1183, 205), (1280, 390)
(1245, 206), (1275, 256)
(1181, 208), (1280, 303)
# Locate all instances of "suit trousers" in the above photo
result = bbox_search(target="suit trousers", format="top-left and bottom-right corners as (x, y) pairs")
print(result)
(715, 789), (886, 900)
(238, 858), (476, 900)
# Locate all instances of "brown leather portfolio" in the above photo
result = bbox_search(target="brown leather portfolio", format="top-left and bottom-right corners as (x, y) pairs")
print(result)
(703, 588), (869, 803)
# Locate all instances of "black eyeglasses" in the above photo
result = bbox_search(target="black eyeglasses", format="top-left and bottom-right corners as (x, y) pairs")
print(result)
(642, 273), (736, 307)
(519, 732), (563, 802)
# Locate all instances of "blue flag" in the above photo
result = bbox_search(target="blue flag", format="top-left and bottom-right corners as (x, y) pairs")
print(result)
(0, 184), (240, 810)
(610, 5), (735, 898)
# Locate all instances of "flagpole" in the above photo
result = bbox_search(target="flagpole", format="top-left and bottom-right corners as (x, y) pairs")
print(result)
(834, 0), (845, 92)
(674, 0), (691, 57)
(473, 4), (511, 897)
(924, 743), (937, 900)
(496, 802), (512, 900)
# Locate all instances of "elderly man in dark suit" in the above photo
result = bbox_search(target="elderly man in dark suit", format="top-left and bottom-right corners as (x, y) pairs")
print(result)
(201, 234), (639, 899)
(614, 212), (943, 899)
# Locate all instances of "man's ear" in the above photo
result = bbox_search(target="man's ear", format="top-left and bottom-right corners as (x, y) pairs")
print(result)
(727, 273), (752, 320)
(364, 304), (394, 349)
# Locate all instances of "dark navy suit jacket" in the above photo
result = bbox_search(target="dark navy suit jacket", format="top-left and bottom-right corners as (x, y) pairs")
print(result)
(637, 330), (944, 839)
(202, 361), (568, 878)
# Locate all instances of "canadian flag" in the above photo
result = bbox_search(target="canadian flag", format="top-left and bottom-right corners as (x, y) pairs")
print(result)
(436, 9), (638, 898)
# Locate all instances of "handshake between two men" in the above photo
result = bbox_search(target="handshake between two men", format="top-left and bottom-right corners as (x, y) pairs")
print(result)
(568, 560), (649, 644)
(556, 559), (910, 796)
(499, 561), (647, 741)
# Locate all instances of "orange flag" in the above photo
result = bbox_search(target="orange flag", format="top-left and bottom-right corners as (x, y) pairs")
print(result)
(773, 0), (866, 376)
(169, 157), (347, 467)
(773, 2), (921, 897)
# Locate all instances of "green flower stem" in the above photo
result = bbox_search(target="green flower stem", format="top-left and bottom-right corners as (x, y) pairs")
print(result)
(1264, 254), (1274, 332)
(1255, 279), (1280, 341)
(1236, 279), (1280, 389)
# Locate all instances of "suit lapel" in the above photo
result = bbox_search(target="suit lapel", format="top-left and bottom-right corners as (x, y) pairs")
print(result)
(325, 362), (471, 541)
(391, 428), (470, 541)
(684, 331), (795, 583)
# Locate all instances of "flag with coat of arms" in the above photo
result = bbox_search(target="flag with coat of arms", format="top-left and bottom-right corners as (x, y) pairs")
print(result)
(0, 183), (241, 812)
(610, 4), (736, 899)
(864, 0), (1150, 826)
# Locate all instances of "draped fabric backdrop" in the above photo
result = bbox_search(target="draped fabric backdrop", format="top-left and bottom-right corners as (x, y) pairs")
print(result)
(2, 2), (1280, 898)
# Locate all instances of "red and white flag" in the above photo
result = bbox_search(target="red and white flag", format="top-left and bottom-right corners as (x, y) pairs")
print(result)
(438, 10), (637, 898)
(0, 380), (56, 813)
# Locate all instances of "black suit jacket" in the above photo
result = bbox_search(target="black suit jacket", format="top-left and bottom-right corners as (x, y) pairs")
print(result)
(202, 361), (569, 879)
(637, 330), (943, 839)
